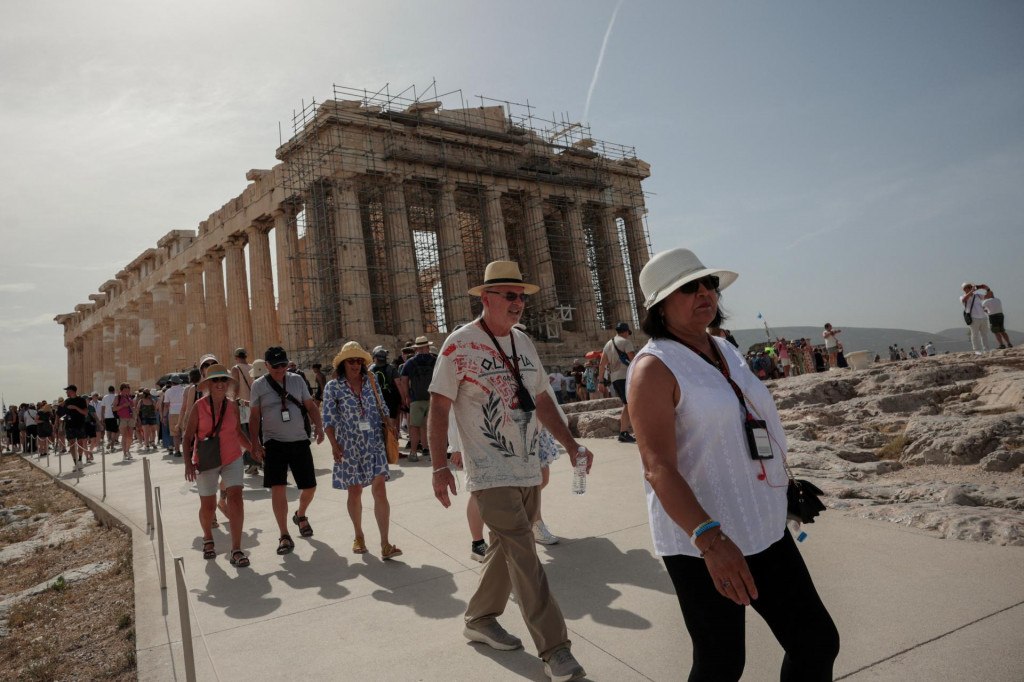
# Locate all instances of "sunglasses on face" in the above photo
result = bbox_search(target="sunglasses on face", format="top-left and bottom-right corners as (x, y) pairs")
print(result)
(210, 377), (230, 384)
(201, 362), (215, 370)
(270, 362), (288, 369)
(343, 358), (363, 365)
(485, 290), (530, 303)
(679, 275), (719, 294)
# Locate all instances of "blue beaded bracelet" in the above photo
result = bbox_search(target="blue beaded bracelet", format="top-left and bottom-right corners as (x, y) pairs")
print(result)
(689, 520), (721, 548)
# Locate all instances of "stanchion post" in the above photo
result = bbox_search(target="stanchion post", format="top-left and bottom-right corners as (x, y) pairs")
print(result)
(102, 450), (107, 500)
(155, 486), (166, 589)
(58, 451), (62, 475)
(174, 557), (197, 682)
(143, 457), (153, 532)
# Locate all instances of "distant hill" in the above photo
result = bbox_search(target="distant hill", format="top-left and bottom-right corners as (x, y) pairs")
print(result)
(728, 325), (1022, 358)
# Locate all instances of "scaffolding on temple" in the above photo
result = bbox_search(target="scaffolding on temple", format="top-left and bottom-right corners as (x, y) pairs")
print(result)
(277, 81), (651, 365)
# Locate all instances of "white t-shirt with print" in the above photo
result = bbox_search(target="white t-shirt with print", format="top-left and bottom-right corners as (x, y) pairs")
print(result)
(430, 323), (548, 492)
(982, 296), (1003, 316)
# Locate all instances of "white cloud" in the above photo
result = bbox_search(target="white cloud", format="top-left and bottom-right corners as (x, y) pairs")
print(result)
(0, 282), (36, 293)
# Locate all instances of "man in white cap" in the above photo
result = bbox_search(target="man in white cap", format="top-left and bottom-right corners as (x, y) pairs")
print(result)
(428, 260), (593, 682)
(960, 283), (991, 353)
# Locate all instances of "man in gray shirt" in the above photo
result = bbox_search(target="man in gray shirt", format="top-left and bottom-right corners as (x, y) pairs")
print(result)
(249, 346), (325, 556)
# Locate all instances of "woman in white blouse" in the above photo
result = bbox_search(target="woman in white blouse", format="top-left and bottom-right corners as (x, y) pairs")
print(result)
(627, 248), (839, 682)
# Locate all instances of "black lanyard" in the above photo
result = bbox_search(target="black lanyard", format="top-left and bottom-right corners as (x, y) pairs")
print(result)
(478, 318), (527, 391)
(667, 332), (755, 423)
(206, 395), (228, 438)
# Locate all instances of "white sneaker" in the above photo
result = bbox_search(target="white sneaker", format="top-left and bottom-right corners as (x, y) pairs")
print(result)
(532, 520), (559, 545)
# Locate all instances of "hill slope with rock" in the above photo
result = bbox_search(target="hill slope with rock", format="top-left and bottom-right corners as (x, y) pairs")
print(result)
(570, 349), (1024, 546)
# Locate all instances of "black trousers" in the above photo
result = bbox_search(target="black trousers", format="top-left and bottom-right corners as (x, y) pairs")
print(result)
(663, 531), (839, 682)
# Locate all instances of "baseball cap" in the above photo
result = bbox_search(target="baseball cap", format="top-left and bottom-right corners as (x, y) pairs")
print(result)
(265, 346), (288, 365)
(64, 384), (77, 392)
(615, 322), (632, 333)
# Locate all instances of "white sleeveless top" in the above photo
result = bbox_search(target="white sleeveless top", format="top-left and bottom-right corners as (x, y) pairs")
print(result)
(627, 336), (788, 557)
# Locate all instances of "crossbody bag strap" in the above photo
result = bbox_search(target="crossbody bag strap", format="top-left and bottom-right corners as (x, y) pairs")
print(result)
(266, 375), (307, 415)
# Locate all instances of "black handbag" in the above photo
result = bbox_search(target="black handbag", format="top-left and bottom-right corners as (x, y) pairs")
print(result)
(963, 295), (975, 326)
(787, 479), (826, 523)
(196, 397), (227, 472)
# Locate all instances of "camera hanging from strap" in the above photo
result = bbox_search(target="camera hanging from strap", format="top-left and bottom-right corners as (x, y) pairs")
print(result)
(478, 318), (535, 412)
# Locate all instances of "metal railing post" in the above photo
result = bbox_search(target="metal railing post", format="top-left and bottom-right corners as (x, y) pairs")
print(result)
(155, 486), (166, 589)
(174, 557), (197, 682)
(101, 449), (107, 500)
(143, 457), (153, 532)
(58, 451), (62, 475)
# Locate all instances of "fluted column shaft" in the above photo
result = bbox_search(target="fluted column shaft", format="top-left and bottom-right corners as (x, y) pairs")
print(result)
(123, 305), (141, 386)
(151, 284), (170, 378)
(90, 327), (104, 393)
(246, 223), (280, 354)
(183, 263), (207, 366)
(483, 187), (510, 261)
(522, 191), (562, 337)
(66, 344), (75, 388)
(137, 293), (156, 387)
(383, 181), (423, 339)
(203, 250), (230, 366)
(598, 206), (634, 327)
(437, 183), (473, 326)
(564, 202), (600, 338)
(273, 207), (301, 351)
(224, 235), (254, 359)
(102, 319), (116, 389)
(621, 207), (650, 324)
(80, 332), (94, 394)
(114, 314), (129, 384)
(332, 183), (374, 340)
(167, 274), (188, 371)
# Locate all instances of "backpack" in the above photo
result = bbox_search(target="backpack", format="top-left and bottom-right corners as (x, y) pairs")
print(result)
(372, 363), (397, 401)
(409, 356), (436, 401)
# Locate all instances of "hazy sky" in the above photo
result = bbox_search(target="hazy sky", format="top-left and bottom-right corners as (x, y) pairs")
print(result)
(2, 1), (1022, 402)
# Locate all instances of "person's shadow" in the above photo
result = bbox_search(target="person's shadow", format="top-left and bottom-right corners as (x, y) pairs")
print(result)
(192, 547), (282, 620)
(352, 556), (466, 619)
(271, 538), (353, 600)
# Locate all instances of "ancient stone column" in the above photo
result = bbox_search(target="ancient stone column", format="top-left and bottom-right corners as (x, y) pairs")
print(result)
(123, 303), (141, 386)
(246, 222), (280, 353)
(101, 318), (116, 390)
(65, 343), (75, 389)
(564, 202), (600, 339)
(224, 234), (254, 359)
(598, 205), (634, 328)
(383, 181), (424, 339)
(332, 182), (374, 340)
(522, 190), (562, 338)
(114, 313), (128, 384)
(80, 331), (94, 394)
(621, 206), (651, 324)
(137, 293), (156, 387)
(166, 274), (188, 371)
(202, 249), (230, 366)
(273, 206), (300, 351)
(437, 183), (473, 327)
(151, 283), (170, 378)
(183, 262), (208, 365)
(91, 327), (104, 393)
(483, 187), (510, 262)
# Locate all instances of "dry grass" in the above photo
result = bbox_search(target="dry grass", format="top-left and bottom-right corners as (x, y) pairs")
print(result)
(877, 434), (910, 460)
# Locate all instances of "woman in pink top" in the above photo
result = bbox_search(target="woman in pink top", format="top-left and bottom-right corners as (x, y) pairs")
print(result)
(182, 364), (253, 567)
(114, 383), (136, 461)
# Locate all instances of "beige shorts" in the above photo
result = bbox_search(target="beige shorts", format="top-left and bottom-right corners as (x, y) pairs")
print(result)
(118, 417), (136, 431)
(169, 413), (183, 436)
(409, 400), (430, 428)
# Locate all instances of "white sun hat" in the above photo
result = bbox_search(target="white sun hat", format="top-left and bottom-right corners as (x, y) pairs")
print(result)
(639, 248), (738, 309)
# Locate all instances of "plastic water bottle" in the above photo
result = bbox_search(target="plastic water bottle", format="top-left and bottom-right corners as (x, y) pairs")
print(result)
(572, 447), (588, 495)
(788, 519), (807, 542)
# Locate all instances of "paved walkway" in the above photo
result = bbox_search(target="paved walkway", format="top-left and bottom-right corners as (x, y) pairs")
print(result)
(24, 437), (1024, 681)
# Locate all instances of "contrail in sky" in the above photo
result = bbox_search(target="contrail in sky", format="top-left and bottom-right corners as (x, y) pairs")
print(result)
(583, 0), (625, 124)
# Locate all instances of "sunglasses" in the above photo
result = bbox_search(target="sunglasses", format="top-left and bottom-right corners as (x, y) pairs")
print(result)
(485, 290), (531, 303)
(270, 362), (288, 369)
(201, 362), (216, 369)
(343, 358), (364, 365)
(679, 275), (719, 294)
(210, 377), (230, 384)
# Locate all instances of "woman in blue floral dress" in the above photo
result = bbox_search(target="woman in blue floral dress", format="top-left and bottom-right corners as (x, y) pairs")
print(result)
(322, 342), (402, 560)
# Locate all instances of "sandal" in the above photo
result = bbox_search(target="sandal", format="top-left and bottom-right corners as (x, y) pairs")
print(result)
(229, 550), (250, 568)
(202, 539), (215, 560)
(276, 535), (294, 555)
(211, 518), (219, 529)
(352, 537), (368, 554)
(292, 513), (314, 538)
(381, 542), (403, 560)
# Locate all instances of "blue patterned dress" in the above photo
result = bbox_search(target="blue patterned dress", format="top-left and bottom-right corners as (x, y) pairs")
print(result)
(322, 374), (390, 490)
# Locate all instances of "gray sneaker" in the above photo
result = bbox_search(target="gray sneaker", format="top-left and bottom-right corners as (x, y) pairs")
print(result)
(532, 520), (559, 545)
(463, 621), (522, 651)
(544, 647), (586, 682)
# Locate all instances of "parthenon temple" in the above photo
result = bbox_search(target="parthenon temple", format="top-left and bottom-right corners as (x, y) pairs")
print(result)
(56, 84), (652, 390)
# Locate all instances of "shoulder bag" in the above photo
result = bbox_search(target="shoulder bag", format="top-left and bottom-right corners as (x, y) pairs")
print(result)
(963, 295), (975, 326)
(196, 396), (228, 472)
(368, 375), (400, 464)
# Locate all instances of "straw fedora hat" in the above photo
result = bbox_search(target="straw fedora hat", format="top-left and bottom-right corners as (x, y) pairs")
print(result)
(639, 248), (738, 309)
(332, 341), (373, 368)
(413, 335), (430, 347)
(468, 261), (540, 296)
(197, 364), (237, 390)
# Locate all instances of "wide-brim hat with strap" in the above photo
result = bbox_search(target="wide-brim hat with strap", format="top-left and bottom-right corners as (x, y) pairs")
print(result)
(332, 341), (373, 368)
(413, 335), (430, 347)
(197, 364), (238, 390)
(468, 260), (540, 296)
(639, 247), (738, 309)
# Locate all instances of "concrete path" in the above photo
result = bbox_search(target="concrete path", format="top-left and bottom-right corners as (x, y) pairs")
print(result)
(24, 437), (1024, 681)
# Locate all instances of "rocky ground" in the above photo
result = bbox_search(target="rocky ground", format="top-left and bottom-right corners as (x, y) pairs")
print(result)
(569, 348), (1024, 546)
(0, 454), (136, 681)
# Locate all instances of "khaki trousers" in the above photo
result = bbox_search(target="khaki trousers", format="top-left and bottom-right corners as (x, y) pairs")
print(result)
(466, 485), (569, 660)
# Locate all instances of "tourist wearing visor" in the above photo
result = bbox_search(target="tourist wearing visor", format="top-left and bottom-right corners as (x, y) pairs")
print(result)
(627, 248), (839, 681)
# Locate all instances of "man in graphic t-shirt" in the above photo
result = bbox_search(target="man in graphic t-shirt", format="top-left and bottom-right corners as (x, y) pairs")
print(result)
(427, 260), (593, 682)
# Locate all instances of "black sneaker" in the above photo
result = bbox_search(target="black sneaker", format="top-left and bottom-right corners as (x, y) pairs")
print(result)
(617, 432), (636, 443)
(470, 541), (487, 563)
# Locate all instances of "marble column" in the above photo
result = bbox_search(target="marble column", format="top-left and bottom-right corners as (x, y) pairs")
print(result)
(437, 183), (473, 327)
(137, 293), (156, 387)
(184, 262), (208, 365)
(522, 190), (562, 337)
(101, 318), (116, 389)
(151, 283), (171, 378)
(598, 205), (634, 327)
(246, 222), (280, 354)
(203, 249), (230, 366)
(332, 183), (375, 340)
(123, 303), (141, 386)
(81, 331), (94, 394)
(621, 207), (650, 324)
(65, 344), (75, 389)
(273, 207), (301, 352)
(167, 274), (188, 371)
(383, 181), (424, 339)
(114, 313), (128, 384)
(91, 327), (104, 393)
(482, 187), (510, 262)
(564, 202), (600, 338)
(224, 234), (254, 359)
